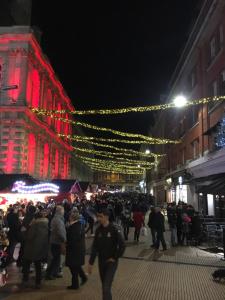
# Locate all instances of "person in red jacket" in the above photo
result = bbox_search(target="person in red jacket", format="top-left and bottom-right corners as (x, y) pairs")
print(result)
(133, 209), (145, 243)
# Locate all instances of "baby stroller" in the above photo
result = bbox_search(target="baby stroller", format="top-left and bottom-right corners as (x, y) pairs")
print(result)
(0, 229), (9, 287)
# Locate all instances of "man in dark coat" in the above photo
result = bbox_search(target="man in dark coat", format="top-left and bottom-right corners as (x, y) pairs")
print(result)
(88, 209), (125, 300)
(6, 206), (21, 265)
(22, 211), (49, 288)
(65, 211), (87, 290)
(154, 207), (167, 251)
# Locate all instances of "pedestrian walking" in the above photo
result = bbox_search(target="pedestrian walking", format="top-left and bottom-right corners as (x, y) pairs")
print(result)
(22, 210), (49, 289)
(133, 208), (145, 243)
(46, 206), (66, 280)
(65, 211), (87, 290)
(88, 209), (125, 300)
(154, 207), (167, 251)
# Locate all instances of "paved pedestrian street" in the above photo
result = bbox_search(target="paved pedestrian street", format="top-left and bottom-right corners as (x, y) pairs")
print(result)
(1, 238), (225, 300)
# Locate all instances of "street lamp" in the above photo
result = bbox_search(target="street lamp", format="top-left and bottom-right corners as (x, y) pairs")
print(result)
(173, 95), (187, 108)
(145, 149), (150, 154)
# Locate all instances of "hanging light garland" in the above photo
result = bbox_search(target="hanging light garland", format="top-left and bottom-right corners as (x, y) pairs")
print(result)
(80, 158), (152, 170)
(89, 166), (144, 175)
(85, 161), (151, 171)
(74, 153), (155, 167)
(31, 95), (225, 115)
(59, 134), (163, 145)
(65, 135), (162, 158)
(38, 114), (179, 144)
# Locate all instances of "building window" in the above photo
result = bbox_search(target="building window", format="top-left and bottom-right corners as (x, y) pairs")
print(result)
(219, 25), (224, 46)
(192, 139), (199, 159)
(210, 37), (216, 59)
(188, 66), (197, 90)
(219, 70), (225, 94)
(181, 148), (186, 165)
(208, 80), (218, 110)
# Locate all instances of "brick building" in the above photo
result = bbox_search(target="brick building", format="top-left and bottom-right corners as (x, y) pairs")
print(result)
(150, 0), (225, 216)
(0, 26), (93, 181)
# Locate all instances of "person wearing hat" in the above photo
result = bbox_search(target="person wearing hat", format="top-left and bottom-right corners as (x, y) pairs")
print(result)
(88, 209), (126, 300)
(65, 211), (87, 290)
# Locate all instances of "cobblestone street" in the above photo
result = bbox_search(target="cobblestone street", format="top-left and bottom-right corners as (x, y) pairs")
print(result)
(1, 230), (225, 300)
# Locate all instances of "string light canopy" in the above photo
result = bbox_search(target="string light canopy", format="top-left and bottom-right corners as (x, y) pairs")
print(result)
(88, 166), (144, 175)
(31, 95), (225, 115)
(74, 152), (155, 166)
(59, 134), (165, 145)
(64, 135), (163, 158)
(34, 114), (179, 144)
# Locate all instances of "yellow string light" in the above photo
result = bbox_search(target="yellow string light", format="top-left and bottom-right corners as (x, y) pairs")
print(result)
(31, 95), (225, 115)
(74, 146), (152, 158)
(62, 134), (163, 158)
(39, 114), (179, 144)
(59, 134), (163, 145)
(80, 159), (152, 170)
(85, 161), (151, 171)
(88, 165), (144, 174)
(74, 153), (155, 166)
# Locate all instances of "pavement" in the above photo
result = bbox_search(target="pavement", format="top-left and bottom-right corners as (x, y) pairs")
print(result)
(1, 227), (225, 300)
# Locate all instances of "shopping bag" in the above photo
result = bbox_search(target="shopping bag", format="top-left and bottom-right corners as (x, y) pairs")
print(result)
(141, 226), (148, 237)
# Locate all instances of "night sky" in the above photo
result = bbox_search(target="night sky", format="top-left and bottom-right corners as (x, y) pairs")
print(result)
(9, 1), (202, 136)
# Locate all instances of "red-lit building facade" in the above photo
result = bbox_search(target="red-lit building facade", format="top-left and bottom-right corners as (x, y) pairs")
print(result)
(0, 26), (92, 181)
(149, 0), (225, 216)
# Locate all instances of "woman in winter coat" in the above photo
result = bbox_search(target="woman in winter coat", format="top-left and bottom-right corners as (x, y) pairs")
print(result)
(133, 208), (145, 243)
(65, 211), (87, 290)
(22, 211), (49, 288)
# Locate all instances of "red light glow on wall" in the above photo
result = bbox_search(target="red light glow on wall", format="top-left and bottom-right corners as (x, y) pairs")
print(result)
(43, 143), (49, 178)
(28, 133), (36, 174)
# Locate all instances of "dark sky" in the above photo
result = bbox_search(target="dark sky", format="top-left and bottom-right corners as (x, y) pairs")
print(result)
(31, 1), (200, 136)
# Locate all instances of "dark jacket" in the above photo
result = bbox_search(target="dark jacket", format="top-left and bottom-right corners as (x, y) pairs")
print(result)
(89, 223), (125, 265)
(23, 218), (49, 261)
(65, 222), (85, 267)
(154, 212), (165, 232)
(7, 211), (21, 241)
(167, 208), (177, 229)
(148, 210), (157, 229)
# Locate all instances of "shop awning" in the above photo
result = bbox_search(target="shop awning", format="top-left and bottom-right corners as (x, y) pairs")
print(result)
(195, 173), (225, 195)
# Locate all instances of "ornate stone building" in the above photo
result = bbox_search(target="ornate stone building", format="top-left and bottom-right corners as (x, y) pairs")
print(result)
(0, 26), (93, 181)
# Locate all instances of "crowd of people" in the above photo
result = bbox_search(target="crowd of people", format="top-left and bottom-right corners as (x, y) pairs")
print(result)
(0, 193), (203, 299)
(0, 192), (151, 299)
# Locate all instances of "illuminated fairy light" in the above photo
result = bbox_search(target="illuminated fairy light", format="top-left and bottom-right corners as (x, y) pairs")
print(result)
(75, 153), (155, 166)
(12, 181), (59, 194)
(83, 160), (153, 171)
(59, 134), (166, 145)
(61, 134), (162, 158)
(41, 115), (179, 144)
(31, 95), (225, 115)
(73, 146), (160, 159)
(90, 166), (144, 175)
